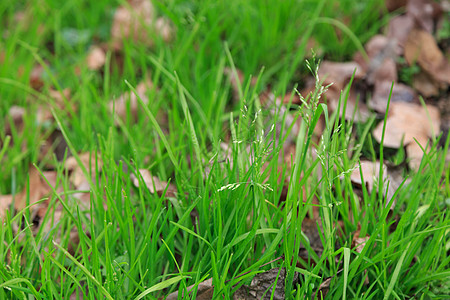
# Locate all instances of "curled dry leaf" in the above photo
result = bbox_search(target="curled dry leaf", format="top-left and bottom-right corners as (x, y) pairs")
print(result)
(131, 169), (177, 197)
(318, 61), (370, 122)
(351, 161), (388, 194)
(372, 102), (440, 170)
(404, 29), (450, 85)
(86, 45), (106, 71)
(233, 268), (291, 300)
(29, 64), (45, 90)
(12, 167), (58, 213)
(111, 0), (172, 50)
(407, 0), (443, 33)
(37, 88), (72, 123)
(351, 160), (402, 205)
(412, 71), (440, 97)
(387, 14), (414, 50)
(109, 79), (153, 121)
(0, 195), (13, 220)
(318, 61), (365, 90)
(165, 278), (213, 300)
(385, 0), (408, 12)
(4, 106), (25, 136)
(224, 67), (258, 101)
(65, 152), (103, 188)
(370, 81), (418, 113)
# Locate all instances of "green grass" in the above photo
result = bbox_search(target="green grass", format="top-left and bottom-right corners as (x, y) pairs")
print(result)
(1, 0), (449, 299)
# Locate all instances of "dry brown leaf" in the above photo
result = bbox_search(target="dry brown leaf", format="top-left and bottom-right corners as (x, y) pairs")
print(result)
(224, 67), (258, 101)
(354, 35), (399, 86)
(111, 0), (172, 50)
(131, 169), (177, 197)
(233, 268), (290, 300)
(86, 45), (106, 71)
(351, 161), (388, 194)
(373, 102), (440, 147)
(318, 61), (365, 91)
(407, 0), (443, 33)
(4, 106), (25, 136)
(30, 64), (45, 90)
(404, 29), (450, 85)
(372, 102), (440, 169)
(65, 152), (103, 188)
(0, 195), (13, 220)
(165, 278), (213, 300)
(353, 236), (369, 254)
(13, 168), (58, 213)
(109, 79), (153, 121)
(387, 14), (415, 50)
(385, 0), (408, 12)
(370, 81), (418, 113)
(326, 85), (371, 122)
(318, 61), (370, 122)
(412, 71), (440, 97)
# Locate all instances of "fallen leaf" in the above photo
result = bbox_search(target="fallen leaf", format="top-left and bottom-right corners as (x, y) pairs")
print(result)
(86, 45), (106, 71)
(131, 169), (177, 197)
(412, 71), (440, 97)
(29, 64), (45, 90)
(318, 61), (365, 91)
(318, 61), (370, 122)
(407, 0), (443, 33)
(404, 29), (450, 85)
(370, 81), (418, 113)
(4, 106), (25, 136)
(387, 14), (415, 50)
(385, 0), (408, 12)
(224, 67), (258, 101)
(351, 161), (388, 194)
(14, 167), (58, 213)
(37, 88), (73, 123)
(109, 78), (153, 121)
(0, 195), (13, 220)
(325, 84), (371, 122)
(165, 278), (213, 300)
(65, 152), (103, 188)
(111, 0), (172, 50)
(233, 268), (291, 300)
(372, 102), (440, 169)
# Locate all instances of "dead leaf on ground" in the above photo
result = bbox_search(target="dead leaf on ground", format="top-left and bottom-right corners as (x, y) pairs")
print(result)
(131, 169), (177, 197)
(370, 82), (418, 113)
(29, 64), (46, 90)
(0, 195), (13, 220)
(351, 160), (403, 206)
(11, 167), (58, 214)
(224, 67), (258, 101)
(385, 0), (408, 12)
(317, 61), (370, 122)
(372, 102), (440, 170)
(165, 278), (213, 300)
(318, 61), (365, 91)
(111, 0), (172, 50)
(387, 14), (415, 50)
(412, 71), (440, 97)
(233, 268), (292, 300)
(37, 88), (73, 123)
(407, 0), (443, 33)
(351, 161), (388, 194)
(86, 45), (106, 71)
(109, 78), (154, 121)
(404, 29), (450, 85)
(65, 152), (103, 188)
(4, 106), (25, 137)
